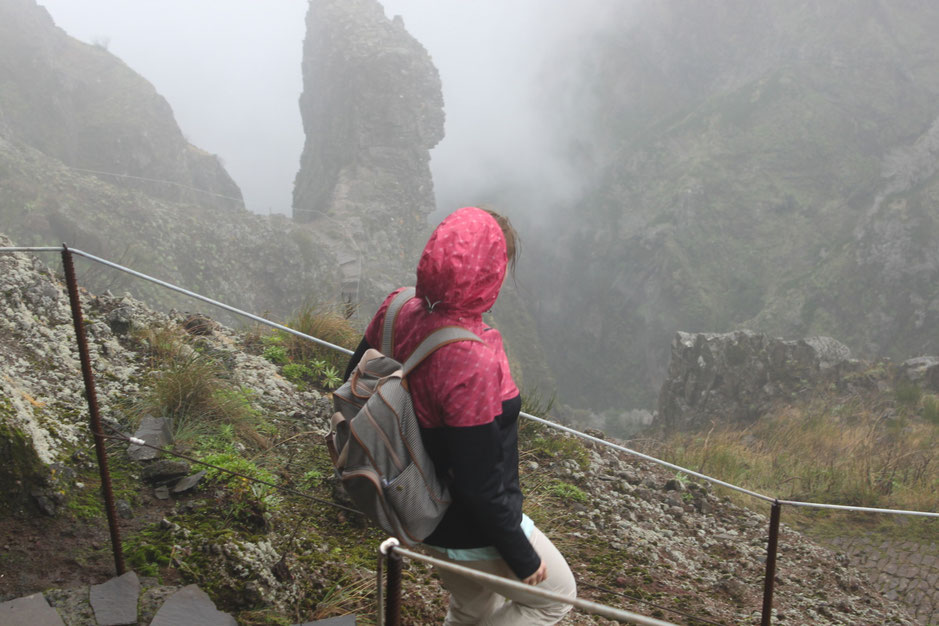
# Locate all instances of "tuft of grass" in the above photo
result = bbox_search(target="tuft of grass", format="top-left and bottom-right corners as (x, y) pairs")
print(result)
(520, 388), (556, 418)
(311, 573), (375, 621)
(145, 355), (257, 443)
(128, 323), (266, 451)
(282, 304), (359, 370)
(133, 325), (189, 365)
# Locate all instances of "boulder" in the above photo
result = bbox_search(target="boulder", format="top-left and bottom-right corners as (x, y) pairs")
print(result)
(657, 330), (856, 431)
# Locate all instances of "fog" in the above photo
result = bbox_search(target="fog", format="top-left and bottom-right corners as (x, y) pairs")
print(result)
(38, 0), (620, 219)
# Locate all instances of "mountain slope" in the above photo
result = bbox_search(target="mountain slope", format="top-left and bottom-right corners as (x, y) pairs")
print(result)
(526, 0), (939, 411)
(0, 236), (918, 624)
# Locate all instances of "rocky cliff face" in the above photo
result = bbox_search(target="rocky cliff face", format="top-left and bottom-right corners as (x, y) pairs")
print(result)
(0, 0), (241, 210)
(293, 0), (444, 312)
(526, 0), (939, 412)
(0, 0), (351, 323)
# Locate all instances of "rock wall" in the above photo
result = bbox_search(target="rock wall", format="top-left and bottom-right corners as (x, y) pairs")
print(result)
(657, 330), (856, 431)
(293, 0), (444, 313)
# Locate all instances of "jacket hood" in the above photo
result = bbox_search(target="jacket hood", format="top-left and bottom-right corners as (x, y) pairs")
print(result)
(415, 207), (507, 318)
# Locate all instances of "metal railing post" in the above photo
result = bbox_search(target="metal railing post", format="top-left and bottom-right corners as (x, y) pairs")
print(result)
(61, 244), (125, 575)
(385, 547), (402, 626)
(761, 500), (782, 626)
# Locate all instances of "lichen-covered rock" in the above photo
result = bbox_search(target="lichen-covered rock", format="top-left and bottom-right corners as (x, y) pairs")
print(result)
(899, 356), (939, 392)
(0, 234), (324, 518)
(657, 330), (859, 431)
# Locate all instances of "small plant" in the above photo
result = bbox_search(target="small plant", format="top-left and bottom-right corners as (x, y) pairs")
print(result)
(319, 364), (343, 390)
(262, 344), (289, 365)
(546, 480), (588, 503)
(301, 469), (323, 488)
(282, 362), (313, 385)
(202, 452), (279, 528)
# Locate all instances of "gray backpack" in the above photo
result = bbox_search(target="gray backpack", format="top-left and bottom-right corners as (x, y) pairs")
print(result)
(326, 287), (481, 545)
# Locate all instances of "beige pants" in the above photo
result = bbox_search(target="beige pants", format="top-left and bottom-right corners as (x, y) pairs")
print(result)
(433, 526), (576, 625)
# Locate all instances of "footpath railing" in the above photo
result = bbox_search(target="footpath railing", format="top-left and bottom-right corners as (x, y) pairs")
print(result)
(2, 245), (937, 625)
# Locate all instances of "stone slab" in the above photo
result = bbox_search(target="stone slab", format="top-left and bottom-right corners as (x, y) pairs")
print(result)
(0, 593), (66, 626)
(90, 570), (140, 626)
(127, 417), (173, 461)
(142, 460), (190, 483)
(172, 470), (207, 494)
(150, 584), (236, 626)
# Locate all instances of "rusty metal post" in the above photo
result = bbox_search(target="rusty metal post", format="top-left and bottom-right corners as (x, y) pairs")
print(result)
(384, 547), (402, 626)
(61, 245), (125, 575)
(761, 500), (782, 626)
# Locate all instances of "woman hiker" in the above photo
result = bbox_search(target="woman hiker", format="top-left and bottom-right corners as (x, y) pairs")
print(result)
(344, 206), (576, 624)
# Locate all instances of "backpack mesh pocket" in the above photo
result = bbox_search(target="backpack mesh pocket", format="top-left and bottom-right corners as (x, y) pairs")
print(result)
(384, 462), (451, 541)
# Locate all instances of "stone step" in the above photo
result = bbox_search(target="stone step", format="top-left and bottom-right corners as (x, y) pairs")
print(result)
(90, 571), (139, 626)
(0, 573), (357, 625)
(0, 592), (66, 625)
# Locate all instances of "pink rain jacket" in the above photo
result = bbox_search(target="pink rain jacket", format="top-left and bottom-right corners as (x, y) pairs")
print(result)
(364, 206), (519, 429)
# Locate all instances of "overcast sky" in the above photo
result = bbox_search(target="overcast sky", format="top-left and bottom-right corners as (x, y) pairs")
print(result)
(38, 0), (616, 217)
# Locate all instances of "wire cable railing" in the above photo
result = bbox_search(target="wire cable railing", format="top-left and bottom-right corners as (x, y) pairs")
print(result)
(2, 244), (936, 626)
(1, 246), (353, 356)
(64, 166), (247, 205)
(377, 538), (680, 626)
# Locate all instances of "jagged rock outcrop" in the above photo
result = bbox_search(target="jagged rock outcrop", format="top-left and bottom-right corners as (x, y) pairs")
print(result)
(293, 0), (444, 312)
(0, 0), (241, 210)
(657, 330), (857, 431)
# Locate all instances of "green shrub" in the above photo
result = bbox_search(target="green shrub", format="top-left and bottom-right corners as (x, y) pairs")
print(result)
(262, 344), (289, 365)
(282, 362), (313, 385)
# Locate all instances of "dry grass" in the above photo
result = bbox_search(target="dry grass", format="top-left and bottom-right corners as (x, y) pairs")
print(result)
(651, 392), (939, 515)
(281, 303), (359, 370)
(133, 324), (190, 366)
(128, 323), (264, 449)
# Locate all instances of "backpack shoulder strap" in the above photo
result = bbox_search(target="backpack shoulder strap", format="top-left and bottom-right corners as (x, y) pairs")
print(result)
(381, 287), (416, 357)
(401, 326), (482, 377)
